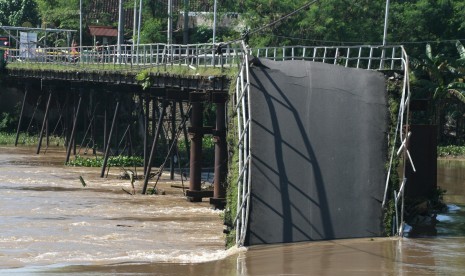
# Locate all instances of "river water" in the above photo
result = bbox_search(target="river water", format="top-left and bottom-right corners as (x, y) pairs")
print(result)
(1, 146), (465, 275)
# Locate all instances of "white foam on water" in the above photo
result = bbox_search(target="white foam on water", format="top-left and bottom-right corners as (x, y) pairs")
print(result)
(448, 204), (461, 211)
(70, 221), (91, 226)
(10, 246), (245, 267)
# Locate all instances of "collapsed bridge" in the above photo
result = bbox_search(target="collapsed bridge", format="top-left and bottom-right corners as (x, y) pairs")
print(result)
(1, 42), (413, 247)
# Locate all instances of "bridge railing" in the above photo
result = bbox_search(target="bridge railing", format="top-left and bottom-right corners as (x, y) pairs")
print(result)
(6, 43), (406, 72)
(252, 45), (406, 70)
(5, 43), (244, 69)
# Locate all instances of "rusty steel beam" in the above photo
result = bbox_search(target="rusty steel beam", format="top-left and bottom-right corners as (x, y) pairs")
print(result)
(100, 99), (120, 178)
(179, 100), (190, 161)
(36, 90), (53, 154)
(142, 98), (168, 194)
(65, 90), (82, 163)
(187, 98), (204, 202)
(170, 101), (176, 180)
(211, 93), (228, 209)
(15, 86), (28, 147)
(103, 105), (108, 153)
(143, 94), (150, 175)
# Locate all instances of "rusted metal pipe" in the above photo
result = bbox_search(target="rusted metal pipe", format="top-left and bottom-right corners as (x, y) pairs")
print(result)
(143, 94), (149, 175)
(100, 99), (120, 178)
(188, 101), (204, 201)
(213, 100), (227, 199)
(142, 98), (168, 194)
(170, 101), (176, 180)
(15, 86), (28, 147)
(36, 90), (53, 154)
(65, 90), (82, 163)
(179, 100), (190, 161)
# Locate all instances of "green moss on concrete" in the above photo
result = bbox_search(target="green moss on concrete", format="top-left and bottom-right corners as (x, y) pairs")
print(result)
(383, 76), (403, 236)
(224, 78), (240, 248)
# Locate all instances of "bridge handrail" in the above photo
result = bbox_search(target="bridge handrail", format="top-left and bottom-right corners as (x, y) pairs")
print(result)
(5, 43), (244, 69)
(252, 45), (406, 70)
(6, 43), (406, 71)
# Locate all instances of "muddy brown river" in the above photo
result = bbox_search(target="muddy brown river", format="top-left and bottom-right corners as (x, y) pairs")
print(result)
(1, 146), (465, 275)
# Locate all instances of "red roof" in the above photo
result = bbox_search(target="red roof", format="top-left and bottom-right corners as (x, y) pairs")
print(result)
(89, 26), (118, 37)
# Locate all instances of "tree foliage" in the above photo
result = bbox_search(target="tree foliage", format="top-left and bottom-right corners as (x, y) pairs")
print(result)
(0, 0), (39, 27)
(35, 0), (82, 29)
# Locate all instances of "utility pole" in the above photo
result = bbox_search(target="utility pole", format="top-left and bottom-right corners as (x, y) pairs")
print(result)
(167, 0), (172, 44)
(213, 0), (217, 45)
(79, 0), (82, 56)
(133, 0), (137, 49)
(137, 0), (142, 46)
(133, 0), (137, 62)
(381, 0), (390, 68)
(117, 0), (124, 63)
(183, 0), (189, 44)
(383, 0), (390, 46)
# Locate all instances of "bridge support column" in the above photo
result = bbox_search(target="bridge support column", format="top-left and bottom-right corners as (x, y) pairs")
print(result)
(37, 89), (53, 154)
(142, 98), (168, 194)
(101, 98), (120, 177)
(186, 92), (213, 202)
(66, 89), (82, 163)
(210, 93), (228, 209)
(179, 101), (190, 161)
(143, 94), (150, 176)
(170, 101), (176, 180)
(15, 85), (29, 147)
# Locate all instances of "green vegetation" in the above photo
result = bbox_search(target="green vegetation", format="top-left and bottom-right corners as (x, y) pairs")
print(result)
(0, 0), (39, 27)
(66, 155), (143, 167)
(438, 145), (465, 157)
(7, 62), (228, 76)
(383, 76), (403, 236)
(223, 78), (240, 248)
(0, 131), (64, 146)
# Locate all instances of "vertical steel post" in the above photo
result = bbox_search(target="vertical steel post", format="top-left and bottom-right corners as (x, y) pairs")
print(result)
(211, 95), (228, 208)
(101, 100), (120, 177)
(170, 101), (176, 180)
(179, 100), (190, 160)
(167, 0), (172, 44)
(46, 116), (49, 148)
(183, 0), (189, 44)
(103, 106), (108, 153)
(188, 101), (203, 201)
(143, 94), (150, 175)
(36, 90), (53, 154)
(142, 98), (168, 194)
(15, 86), (28, 146)
(151, 98), (157, 138)
(65, 90), (83, 163)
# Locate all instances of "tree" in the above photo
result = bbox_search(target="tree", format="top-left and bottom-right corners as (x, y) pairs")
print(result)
(0, 0), (39, 27)
(410, 41), (465, 143)
(35, 0), (82, 29)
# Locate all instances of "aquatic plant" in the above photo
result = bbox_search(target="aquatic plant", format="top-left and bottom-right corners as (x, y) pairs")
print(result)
(66, 155), (144, 167)
(0, 131), (64, 146)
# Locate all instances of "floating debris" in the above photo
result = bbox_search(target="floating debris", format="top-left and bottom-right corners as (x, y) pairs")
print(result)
(79, 176), (87, 187)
